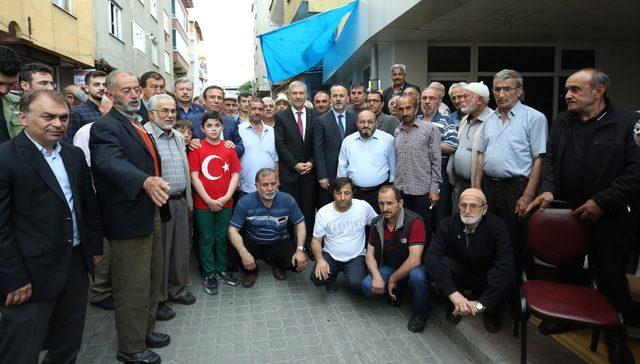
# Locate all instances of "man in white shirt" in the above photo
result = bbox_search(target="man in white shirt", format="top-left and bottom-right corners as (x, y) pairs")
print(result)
(310, 177), (377, 293)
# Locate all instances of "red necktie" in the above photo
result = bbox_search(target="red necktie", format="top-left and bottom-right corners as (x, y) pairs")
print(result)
(296, 111), (304, 137)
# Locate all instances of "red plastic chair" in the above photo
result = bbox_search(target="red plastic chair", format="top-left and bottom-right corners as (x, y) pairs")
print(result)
(517, 202), (624, 363)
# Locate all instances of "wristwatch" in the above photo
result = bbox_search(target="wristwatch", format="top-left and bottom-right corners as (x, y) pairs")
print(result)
(296, 246), (305, 252)
(475, 302), (485, 312)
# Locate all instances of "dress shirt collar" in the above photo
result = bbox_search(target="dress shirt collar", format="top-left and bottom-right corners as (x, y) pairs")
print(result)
(332, 109), (346, 120)
(291, 106), (306, 116)
(148, 122), (175, 139)
(115, 107), (143, 124)
(25, 131), (62, 156)
(356, 129), (380, 141)
(494, 100), (522, 118)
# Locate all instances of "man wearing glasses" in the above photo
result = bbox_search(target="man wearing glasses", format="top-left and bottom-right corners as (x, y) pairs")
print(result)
(425, 188), (515, 333)
(474, 69), (547, 274)
(366, 90), (398, 135)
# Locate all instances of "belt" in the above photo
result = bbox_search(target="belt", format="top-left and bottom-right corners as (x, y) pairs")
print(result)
(354, 181), (388, 192)
(486, 176), (527, 185)
(169, 191), (186, 200)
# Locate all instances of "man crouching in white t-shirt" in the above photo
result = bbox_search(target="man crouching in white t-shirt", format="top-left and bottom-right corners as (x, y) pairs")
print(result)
(310, 177), (377, 293)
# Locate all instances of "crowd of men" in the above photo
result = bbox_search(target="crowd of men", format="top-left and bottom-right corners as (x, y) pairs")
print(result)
(0, 43), (639, 364)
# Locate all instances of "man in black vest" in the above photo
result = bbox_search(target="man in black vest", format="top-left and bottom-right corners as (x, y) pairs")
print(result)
(361, 185), (429, 333)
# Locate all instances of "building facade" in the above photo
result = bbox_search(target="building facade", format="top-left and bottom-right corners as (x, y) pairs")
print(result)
(0, 0), (95, 88)
(187, 19), (206, 97)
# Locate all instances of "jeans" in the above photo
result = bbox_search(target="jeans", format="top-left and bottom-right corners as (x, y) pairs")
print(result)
(361, 264), (430, 319)
(309, 252), (366, 292)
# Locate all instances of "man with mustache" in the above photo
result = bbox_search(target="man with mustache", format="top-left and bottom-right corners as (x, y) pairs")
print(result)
(68, 70), (108, 141)
(90, 70), (171, 364)
(474, 69), (547, 275)
(425, 188), (514, 334)
(228, 168), (308, 288)
(527, 68), (640, 363)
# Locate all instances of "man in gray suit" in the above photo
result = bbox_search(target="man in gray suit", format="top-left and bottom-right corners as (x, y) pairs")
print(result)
(367, 90), (398, 135)
(143, 94), (195, 318)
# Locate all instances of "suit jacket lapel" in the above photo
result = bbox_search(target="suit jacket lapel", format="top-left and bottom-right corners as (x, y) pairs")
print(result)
(287, 109), (304, 143)
(328, 112), (341, 140)
(111, 108), (152, 158)
(16, 133), (67, 205)
(305, 109), (314, 142)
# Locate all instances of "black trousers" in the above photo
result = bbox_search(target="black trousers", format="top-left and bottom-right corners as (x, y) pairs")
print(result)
(433, 161), (452, 231)
(280, 173), (317, 247)
(0, 247), (89, 364)
(482, 177), (528, 274)
(354, 183), (385, 213)
(444, 257), (508, 313)
(400, 192), (432, 243)
(235, 237), (297, 274)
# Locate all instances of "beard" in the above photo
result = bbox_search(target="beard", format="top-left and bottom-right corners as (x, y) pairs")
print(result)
(359, 129), (372, 138)
(114, 97), (140, 113)
(460, 214), (482, 226)
(261, 191), (277, 200)
(461, 102), (478, 115)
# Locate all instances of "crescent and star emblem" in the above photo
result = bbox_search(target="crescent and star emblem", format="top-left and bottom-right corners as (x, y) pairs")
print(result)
(201, 155), (230, 180)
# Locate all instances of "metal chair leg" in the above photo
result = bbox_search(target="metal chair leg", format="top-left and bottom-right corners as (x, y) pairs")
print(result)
(590, 329), (600, 352)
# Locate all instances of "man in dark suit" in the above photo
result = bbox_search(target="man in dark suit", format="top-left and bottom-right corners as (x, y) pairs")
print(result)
(313, 84), (357, 206)
(275, 80), (318, 256)
(382, 64), (421, 115)
(0, 90), (102, 363)
(90, 70), (171, 364)
(137, 71), (166, 125)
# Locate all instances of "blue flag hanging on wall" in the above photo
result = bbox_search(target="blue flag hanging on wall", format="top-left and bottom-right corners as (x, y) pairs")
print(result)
(258, 1), (358, 83)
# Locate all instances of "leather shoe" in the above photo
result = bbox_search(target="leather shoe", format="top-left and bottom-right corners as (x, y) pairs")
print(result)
(483, 312), (502, 333)
(408, 314), (427, 333)
(242, 273), (257, 288)
(538, 319), (575, 335)
(326, 277), (338, 293)
(169, 291), (196, 305)
(156, 303), (175, 321)
(90, 295), (114, 310)
(272, 266), (286, 280)
(145, 332), (171, 348)
(116, 349), (160, 363)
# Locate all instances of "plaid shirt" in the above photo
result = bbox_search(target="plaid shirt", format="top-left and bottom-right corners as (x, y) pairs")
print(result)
(146, 123), (188, 196)
(69, 100), (102, 141)
(394, 119), (442, 195)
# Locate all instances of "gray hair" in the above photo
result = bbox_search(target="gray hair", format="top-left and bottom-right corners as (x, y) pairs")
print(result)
(389, 95), (400, 109)
(173, 76), (192, 88)
(288, 80), (307, 93)
(105, 70), (136, 92)
(262, 96), (274, 105)
(583, 68), (610, 93)
(148, 94), (175, 111)
(493, 69), (523, 87)
(448, 82), (468, 95)
(391, 64), (406, 73)
(254, 167), (276, 182)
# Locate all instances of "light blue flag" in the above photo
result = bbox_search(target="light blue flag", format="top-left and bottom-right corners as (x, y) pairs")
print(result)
(258, 1), (358, 83)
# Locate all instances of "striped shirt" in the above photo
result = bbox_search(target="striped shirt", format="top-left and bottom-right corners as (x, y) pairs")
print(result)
(418, 112), (458, 151)
(394, 119), (442, 195)
(230, 191), (304, 244)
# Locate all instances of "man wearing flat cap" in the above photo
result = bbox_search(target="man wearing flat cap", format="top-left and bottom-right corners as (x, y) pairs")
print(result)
(425, 188), (515, 333)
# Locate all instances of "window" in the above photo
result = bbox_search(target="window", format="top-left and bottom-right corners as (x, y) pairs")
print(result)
(561, 49), (596, 70)
(428, 47), (471, 72)
(151, 43), (158, 66)
(108, 1), (122, 40)
(165, 51), (172, 74)
(163, 10), (171, 34)
(172, 0), (188, 31)
(172, 28), (189, 61)
(150, 0), (158, 20)
(132, 21), (146, 53)
(53, 0), (72, 12)
(478, 46), (555, 73)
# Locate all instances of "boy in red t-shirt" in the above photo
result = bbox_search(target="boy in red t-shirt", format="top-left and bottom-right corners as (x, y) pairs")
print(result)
(188, 111), (241, 295)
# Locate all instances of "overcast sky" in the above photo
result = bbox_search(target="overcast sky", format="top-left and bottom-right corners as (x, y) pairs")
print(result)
(191, 0), (255, 87)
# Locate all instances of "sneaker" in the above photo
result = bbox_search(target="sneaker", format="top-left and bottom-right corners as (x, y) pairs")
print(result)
(217, 271), (240, 286)
(202, 275), (219, 295)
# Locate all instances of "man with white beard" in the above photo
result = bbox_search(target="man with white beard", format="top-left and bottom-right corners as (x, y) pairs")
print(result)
(425, 188), (515, 334)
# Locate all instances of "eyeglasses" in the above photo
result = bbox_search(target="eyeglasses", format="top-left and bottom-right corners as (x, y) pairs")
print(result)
(357, 120), (376, 125)
(153, 108), (177, 115)
(492, 86), (520, 93)
(458, 203), (486, 212)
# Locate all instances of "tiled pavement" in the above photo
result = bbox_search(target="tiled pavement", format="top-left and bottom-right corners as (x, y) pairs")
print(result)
(78, 259), (471, 364)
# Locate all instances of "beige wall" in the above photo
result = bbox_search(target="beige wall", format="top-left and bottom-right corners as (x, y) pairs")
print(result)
(0, 1), (94, 66)
(284, 0), (350, 25)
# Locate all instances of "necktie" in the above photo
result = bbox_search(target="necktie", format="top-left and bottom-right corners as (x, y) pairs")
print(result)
(337, 114), (345, 140)
(296, 111), (304, 137)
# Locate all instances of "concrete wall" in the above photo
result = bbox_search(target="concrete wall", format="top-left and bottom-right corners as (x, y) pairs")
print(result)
(93, 0), (174, 87)
(599, 41), (640, 110)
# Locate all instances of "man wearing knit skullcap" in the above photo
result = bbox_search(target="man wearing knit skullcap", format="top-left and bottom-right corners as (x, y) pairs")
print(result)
(425, 188), (515, 334)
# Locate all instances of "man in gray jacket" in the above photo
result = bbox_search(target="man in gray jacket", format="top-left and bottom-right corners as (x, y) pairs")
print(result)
(366, 90), (398, 135)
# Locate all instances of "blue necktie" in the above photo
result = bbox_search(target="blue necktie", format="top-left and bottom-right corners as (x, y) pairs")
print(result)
(338, 114), (345, 139)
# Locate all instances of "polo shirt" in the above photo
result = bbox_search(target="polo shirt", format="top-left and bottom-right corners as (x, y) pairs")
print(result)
(230, 191), (304, 244)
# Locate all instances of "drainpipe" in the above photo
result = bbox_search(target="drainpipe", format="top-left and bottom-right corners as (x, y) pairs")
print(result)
(370, 44), (378, 91)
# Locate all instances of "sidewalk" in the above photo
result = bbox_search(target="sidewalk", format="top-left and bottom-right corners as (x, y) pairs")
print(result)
(78, 259), (470, 364)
